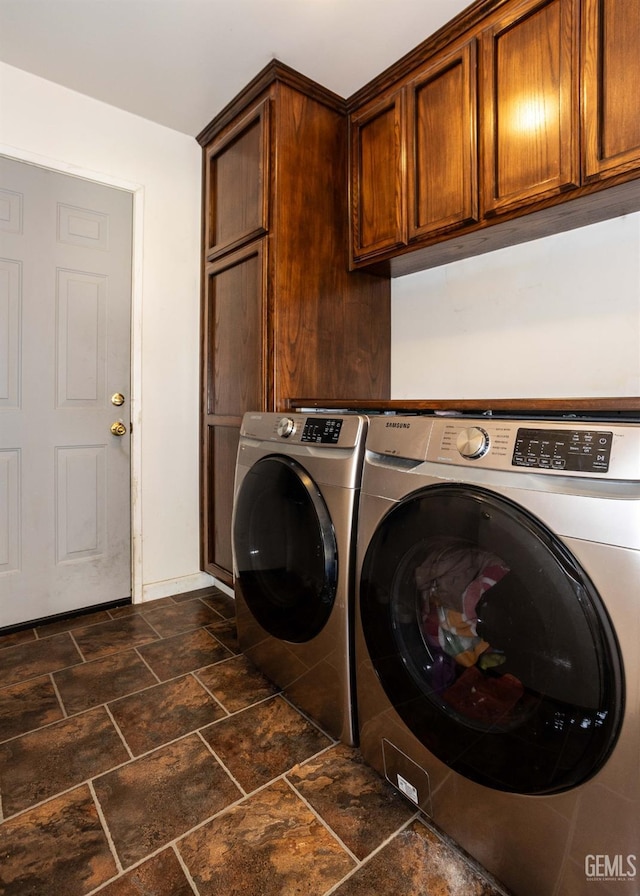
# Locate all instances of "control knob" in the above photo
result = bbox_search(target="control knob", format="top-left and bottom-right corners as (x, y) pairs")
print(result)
(276, 416), (295, 438)
(456, 426), (490, 459)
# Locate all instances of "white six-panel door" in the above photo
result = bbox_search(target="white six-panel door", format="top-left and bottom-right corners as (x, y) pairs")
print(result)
(0, 156), (132, 627)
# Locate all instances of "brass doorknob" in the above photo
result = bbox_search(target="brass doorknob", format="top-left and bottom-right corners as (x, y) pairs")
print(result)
(110, 421), (127, 436)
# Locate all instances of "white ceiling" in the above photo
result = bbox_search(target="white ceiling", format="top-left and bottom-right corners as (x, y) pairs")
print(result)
(0, 0), (471, 137)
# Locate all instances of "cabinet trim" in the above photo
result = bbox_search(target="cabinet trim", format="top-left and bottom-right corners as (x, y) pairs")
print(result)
(197, 59), (346, 146)
(347, 0), (509, 110)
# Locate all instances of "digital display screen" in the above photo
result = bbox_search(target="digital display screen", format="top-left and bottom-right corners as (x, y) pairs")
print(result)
(301, 418), (343, 444)
(512, 428), (612, 473)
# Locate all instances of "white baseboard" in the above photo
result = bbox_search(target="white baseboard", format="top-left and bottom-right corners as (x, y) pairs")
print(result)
(138, 571), (233, 603)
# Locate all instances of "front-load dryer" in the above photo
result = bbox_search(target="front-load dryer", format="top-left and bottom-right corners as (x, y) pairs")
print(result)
(355, 414), (640, 895)
(232, 411), (368, 745)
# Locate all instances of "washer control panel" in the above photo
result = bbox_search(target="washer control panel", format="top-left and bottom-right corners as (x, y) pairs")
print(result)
(512, 427), (612, 473)
(416, 416), (640, 479)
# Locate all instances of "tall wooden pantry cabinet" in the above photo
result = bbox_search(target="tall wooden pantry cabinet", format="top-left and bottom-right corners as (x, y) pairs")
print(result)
(197, 61), (390, 585)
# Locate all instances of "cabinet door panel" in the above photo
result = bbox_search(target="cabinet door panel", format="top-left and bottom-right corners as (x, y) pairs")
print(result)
(481, 0), (579, 215)
(350, 91), (406, 260)
(202, 423), (239, 584)
(582, 0), (640, 181)
(407, 39), (478, 240)
(205, 242), (266, 417)
(205, 98), (270, 259)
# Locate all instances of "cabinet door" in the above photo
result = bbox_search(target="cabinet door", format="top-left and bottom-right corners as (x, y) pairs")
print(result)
(350, 90), (406, 261)
(582, 0), (640, 182)
(201, 242), (267, 581)
(480, 0), (579, 216)
(202, 423), (240, 584)
(407, 39), (478, 241)
(204, 242), (267, 417)
(204, 98), (270, 260)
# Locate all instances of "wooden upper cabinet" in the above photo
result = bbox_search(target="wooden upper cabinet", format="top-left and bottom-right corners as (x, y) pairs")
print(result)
(350, 90), (406, 261)
(407, 39), (479, 241)
(581, 0), (640, 183)
(350, 40), (479, 264)
(480, 0), (580, 216)
(204, 98), (270, 260)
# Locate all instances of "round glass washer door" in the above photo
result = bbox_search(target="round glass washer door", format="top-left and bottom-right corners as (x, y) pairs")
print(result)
(233, 455), (338, 643)
(360, 483), (624, 795)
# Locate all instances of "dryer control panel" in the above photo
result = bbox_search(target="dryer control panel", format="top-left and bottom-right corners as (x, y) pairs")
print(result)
(300, 417), (343, 444)
(240, 412), (365, 451)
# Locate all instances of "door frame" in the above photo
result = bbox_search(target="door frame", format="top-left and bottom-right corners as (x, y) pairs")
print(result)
(0, 144), (143, 604)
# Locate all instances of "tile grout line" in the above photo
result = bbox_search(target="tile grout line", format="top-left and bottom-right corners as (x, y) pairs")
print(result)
(172, 842), (202, 896)
(195, 595), (230, 621)
(188, 670), (231, 718)
(135, 616), (166, 640)
(1, 780), (103, 825)
(321, 814), (422, 896)
(0, 635), (86, 690)
(0, 629), (36, 650)
(283, 775), (361, 865)
(200, 624), (235, 657)
(0, 718), (244, 827)
(88, 778), (124, 878)
(0, 702), (104, 749)
(104, 703), (136, 761)
(69, 629), (88, 663)
(48, 671), (69, 720)
(2, 663), (200, 747)
(195, 729), (248, 799)
(133, 644), (163, 683)
(165, 755), (300, 847)
(195, 678), (281, 720)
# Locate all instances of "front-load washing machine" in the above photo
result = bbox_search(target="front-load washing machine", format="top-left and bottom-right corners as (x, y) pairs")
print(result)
(355, 414), (640, 895)
(232, 411), (368, 745)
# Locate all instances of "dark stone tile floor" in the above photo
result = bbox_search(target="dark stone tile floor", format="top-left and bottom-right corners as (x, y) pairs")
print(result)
(0, 587), (510, 896)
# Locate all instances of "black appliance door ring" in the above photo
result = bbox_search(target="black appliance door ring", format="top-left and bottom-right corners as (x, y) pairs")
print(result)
(234, 454), (338, 643)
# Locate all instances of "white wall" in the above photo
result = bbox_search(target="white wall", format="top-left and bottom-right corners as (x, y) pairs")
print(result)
(0, 62), (219, 601)
(391, 213), (640, 399)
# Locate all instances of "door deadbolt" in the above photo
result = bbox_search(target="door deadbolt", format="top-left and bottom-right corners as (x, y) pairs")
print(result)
(110, 421), (127, 437)
(111, 392), (125, 406)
